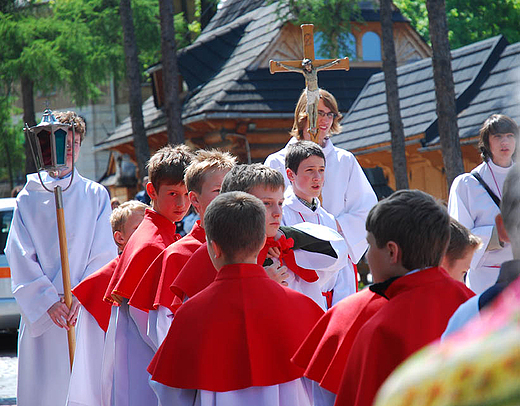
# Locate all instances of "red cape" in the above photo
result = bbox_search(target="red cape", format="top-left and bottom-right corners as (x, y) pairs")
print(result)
(129, 221), (205, 312)
(334, 267), (475, 406)
(72, 257), (119, 332)
(170, 235), (317, 308)
(149, 263), (324, 391)
(104, 209), (180, 304)
(292, 288), (386, 393)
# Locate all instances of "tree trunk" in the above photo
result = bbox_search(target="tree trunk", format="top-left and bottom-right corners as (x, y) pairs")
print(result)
(159, 0), (184, 145)
(426, 0), (464, 187)
(120, 0), (149, 181)
(21, 75), (37, 175)
(380, 0), (408, 190)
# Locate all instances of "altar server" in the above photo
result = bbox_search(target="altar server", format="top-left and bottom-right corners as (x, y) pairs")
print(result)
(149, 192), (324, 406)
(265, 88), (377, 301)
(334, 190), (474, 406)
(129, 149), (236, 346)
(104, 145), (193, 406)
(5, 111), (117, 406)
(448, 114), (518, 294)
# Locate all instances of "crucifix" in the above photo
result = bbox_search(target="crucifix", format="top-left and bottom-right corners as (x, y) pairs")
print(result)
(269, 24), (349, 143)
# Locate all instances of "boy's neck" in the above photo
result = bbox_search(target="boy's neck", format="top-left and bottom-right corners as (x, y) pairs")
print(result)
(295, 194), (318, 211)
(216, 254), (258, 270)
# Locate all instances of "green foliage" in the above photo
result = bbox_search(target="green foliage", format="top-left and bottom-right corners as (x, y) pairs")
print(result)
(274, 0), (361, 58)
(0, 95), (24, 183)
(393, 0), (429, 43)
(394, 0), (520, 49)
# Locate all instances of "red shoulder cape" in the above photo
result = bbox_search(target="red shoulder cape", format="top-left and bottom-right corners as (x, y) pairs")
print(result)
(149, 263), (325, 391)
(72, 257), (119, 332)
(104, 209), (180, 304)
(129, 222), (205, 312)
(292, 288), (386, 393)
(334, 267), (475, 406)
(170, 235), (317, 309)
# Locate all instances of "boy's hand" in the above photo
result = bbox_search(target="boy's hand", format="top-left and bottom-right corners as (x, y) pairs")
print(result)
(66, 296), (80, 327)
(264, 259), (289, 286)
(47, 298), (72, 330)
(48, 296), (81, 329)
(266, 246), (281, 259)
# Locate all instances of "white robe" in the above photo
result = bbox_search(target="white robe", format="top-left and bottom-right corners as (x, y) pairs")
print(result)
(265, 137), (377, 264)
(108, 300), (158, 406)
(149, 378), (313, 406)
(67, 308), (106, 406)
(448, 161), (513, 294)
(281, 188), (349, 309)
(5, 169), (117, 406)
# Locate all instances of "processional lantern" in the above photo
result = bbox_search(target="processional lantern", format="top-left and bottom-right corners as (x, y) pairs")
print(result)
(24, 109), (76, 369)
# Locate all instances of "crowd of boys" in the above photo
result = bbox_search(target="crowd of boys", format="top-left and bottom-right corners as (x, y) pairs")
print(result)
(5, 106), (518, 406)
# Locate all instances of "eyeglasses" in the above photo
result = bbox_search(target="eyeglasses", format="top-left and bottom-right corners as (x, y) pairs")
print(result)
(317, 110), (336, 119)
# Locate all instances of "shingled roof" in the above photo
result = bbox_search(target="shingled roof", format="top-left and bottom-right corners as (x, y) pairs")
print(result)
(429, 40), (520, 146)
(334, 35), (509, 151)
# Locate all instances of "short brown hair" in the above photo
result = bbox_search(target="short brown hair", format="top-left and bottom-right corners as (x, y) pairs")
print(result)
(290, 88), (342, 139)
(147, 144), (193, 190)
(285, 141), (325, 173)
(366, 190), (450, 271)
(185, 149), (237, 194)
(204, 191), (266, 261)
(445, 218), (482, 265)
(478, 114), (519, 162)
(54, 111), (86, 142)
(110, 200), (148, 233)
(220, 164), (284, 194)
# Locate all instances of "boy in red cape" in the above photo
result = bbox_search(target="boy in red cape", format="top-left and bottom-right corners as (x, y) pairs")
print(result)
(334, 190), (474, 406)
(291, 219), (481, 406)
(148, 191), (325, 406)
(171, 164), (347, 308)
(68, 200), (147, 406)
(104, 145), (193, 406)
(128, 149), (236, 347)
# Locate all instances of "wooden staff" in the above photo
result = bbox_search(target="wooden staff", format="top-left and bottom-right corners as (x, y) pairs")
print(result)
(54, 185), (75, 369)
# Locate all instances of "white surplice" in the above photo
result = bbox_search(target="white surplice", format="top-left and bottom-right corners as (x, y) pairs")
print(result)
(265, 137), (377, 264)
(67, 308), (106, 406)
(5, 169), (117, 406)
(150, 377), (313, 406)
(281, 188), (349, 310)
(448, 160), (513, 294)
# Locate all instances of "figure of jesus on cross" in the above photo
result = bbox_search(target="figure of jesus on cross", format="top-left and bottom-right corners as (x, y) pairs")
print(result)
(270, 24), (349, 143)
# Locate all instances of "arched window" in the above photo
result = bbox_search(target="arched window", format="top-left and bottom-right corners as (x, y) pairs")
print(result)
(362, 31), (381, 61)
(314, 31), (356, 60)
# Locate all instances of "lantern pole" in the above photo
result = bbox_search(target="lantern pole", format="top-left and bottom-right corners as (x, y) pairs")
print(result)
(24, 110), (76, 370)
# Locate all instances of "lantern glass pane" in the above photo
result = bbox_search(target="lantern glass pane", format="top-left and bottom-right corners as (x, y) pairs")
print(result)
(37, 130), (53, 167)
(54, 128), (67, 166)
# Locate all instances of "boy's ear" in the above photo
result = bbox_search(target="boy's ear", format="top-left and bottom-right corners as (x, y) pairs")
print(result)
(386, 241), (401, 264)
(189, 191), (200, 214)
(113, 230), (125, 247)
(146, 182), (157, 200)
(209, 239), (223, 259)
(495, 214), (510, 243)
(286, 168), (296, 183)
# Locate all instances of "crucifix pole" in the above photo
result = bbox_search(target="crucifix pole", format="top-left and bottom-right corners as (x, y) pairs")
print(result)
(269, 24), (349, 144)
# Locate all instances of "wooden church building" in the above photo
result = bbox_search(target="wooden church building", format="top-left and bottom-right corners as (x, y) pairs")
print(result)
(95, 0), (431, 200)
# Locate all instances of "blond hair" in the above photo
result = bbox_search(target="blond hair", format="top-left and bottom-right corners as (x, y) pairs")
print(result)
(185, 149), (237, 194)
(290, 88), (343, 139)
(110, 200), (148, 233)
(147, 144), (193, 190)
(54, 111), (86, 142)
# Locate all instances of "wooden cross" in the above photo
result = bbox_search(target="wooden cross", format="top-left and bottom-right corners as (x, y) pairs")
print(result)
(269, 24), (349, 143)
